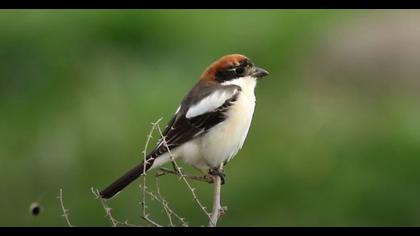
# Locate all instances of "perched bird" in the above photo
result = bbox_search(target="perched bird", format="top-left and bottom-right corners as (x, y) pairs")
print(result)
(100, 54), (269, 199)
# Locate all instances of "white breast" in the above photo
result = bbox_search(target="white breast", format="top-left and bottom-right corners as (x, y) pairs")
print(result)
(180, 76), (257, 169)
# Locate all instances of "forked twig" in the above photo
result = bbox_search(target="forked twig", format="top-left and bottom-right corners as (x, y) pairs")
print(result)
(155, 124), (213, 222)
(91, 116), (226, 227)
(144, 178), (189, 227)
(140, 118), (163, 227)
(91, 188), (139, 227)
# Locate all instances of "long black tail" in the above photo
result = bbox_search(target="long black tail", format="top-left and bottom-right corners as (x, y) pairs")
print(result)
(100, 161), (152, 199)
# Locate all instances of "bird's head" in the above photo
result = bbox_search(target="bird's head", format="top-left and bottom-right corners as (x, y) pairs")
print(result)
(200, 54), (269, 83)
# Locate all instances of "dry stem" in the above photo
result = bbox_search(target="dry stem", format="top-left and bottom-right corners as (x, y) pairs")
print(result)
(58, 188), (74, 227)
(139, 118), (163, 227)
(208, 164), (226, 227)
(91, 188), (139, 227)
(156, 167), (214, 184)
(155, 124), (212, 222)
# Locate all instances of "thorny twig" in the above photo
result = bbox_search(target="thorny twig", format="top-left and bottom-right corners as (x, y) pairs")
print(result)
(58, 188), (74, 227)
(91, 188), (139, 227)
(156, 167), (214, 184)
(155, 124), (213, 222)
(140, 181), (189, 227)
(140, 118), (163, 227)
(154, 178), (188, 227)
(90, 117), (226, 227)
(153, 178), (174, 226)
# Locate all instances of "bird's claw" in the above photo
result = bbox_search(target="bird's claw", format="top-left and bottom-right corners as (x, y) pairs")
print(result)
(209, 168), (226, 185)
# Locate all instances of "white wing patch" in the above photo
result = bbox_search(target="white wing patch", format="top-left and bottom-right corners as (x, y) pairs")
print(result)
(185, 89), (237, 119)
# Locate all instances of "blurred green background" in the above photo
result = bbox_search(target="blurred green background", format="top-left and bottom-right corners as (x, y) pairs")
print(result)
(1, 10), (420, 226)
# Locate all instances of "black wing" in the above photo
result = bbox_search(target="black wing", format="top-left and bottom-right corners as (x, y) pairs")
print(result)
(146, 83), (241, 165)
(99, 81), (240, 199)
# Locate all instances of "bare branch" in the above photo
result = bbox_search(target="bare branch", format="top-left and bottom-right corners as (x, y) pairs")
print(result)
(90, 117), (227, 227)
(208, 164), (227, 227)
(156, 167), (214, 184)
(155, 124), (212, 221)
(154, 177), (188, 227)
(154, 178), (174, 226)
(142, 189), (183, 227)
(58, 188), (74, 227)
(139, 119), (163, 227)
(139, 186), (162, 227)
(91, 188), (139, 227)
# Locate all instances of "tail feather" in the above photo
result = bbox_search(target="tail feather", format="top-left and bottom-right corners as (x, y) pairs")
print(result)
(100, 150), (174, 199)
(99, 161), (152, 199)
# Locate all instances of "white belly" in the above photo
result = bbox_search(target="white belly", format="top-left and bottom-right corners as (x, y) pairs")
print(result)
(179, 77), (257, 169)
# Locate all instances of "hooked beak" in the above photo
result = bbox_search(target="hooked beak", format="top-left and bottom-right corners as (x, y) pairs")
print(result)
(251, 67), (269, 79)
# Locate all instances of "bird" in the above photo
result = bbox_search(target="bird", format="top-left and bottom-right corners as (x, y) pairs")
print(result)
(100, 54), (269, 199)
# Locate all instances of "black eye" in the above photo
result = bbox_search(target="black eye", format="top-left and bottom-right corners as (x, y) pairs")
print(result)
(234, 67), (244, 75)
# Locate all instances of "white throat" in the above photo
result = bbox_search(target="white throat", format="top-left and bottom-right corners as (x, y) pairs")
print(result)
(221, 76), (257, 99)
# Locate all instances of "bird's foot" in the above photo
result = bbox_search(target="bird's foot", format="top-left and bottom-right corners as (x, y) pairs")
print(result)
(157, 167), (214, 184)
(209, 167), (226, 185)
